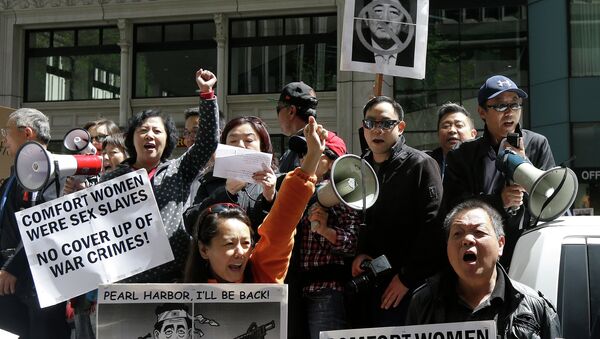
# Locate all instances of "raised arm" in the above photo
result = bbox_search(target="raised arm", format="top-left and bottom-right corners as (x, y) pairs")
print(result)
(250, 116), (326, 283)
(178, 69), (219, 183)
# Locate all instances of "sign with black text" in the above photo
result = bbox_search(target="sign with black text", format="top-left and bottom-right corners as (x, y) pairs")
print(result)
(16, 169), (173, 308)
(320, 321), (497, 339)
(97, 284), (287, 338)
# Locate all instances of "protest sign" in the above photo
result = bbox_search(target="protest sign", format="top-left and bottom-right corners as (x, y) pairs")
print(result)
(15, 169), (174, 308)
(341, 0), (429, 79)
(213, 144), (273, 183)
(97, 283), (287, 338)
(0, 328), (19, 339)
(320, 321), (497, 339)
(0, 106), (16, 180)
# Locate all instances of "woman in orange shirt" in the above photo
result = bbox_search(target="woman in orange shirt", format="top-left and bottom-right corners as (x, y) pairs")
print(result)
(183, 116), (326, 284)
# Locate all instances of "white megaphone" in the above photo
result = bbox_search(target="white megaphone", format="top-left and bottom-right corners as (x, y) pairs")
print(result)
(63, 128), (97, 154)
(496, 149), (578, 222)
(15, 141), (103, 192)
(311, 154), (379, 229)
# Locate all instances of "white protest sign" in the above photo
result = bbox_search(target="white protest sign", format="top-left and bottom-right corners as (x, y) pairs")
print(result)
(320, 321), (497, 339)
(0, 328), (19, 339)
(341, 0), (429, 79)
(97, 283), (287, 338)
(16, 169), (174, 308)
(213, 144), (273, 183)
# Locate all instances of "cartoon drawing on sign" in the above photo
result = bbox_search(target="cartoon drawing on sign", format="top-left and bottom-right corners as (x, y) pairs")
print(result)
(233, 321), (276, 339)
(352, 0), (416, 67)
(138, 303), (219, 339)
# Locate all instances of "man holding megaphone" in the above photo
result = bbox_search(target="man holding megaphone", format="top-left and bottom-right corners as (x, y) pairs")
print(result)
(0, 108), (70, 338)
(444, 75), (557, 268)
(286, 131), (362, 339)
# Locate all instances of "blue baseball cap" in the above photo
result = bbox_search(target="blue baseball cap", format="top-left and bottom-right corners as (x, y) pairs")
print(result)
(478, 75), (528, 107)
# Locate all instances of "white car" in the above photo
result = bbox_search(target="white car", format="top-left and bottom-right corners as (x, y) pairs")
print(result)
(509, 216), (600, 339)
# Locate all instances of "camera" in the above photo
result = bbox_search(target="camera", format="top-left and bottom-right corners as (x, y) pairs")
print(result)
(347, 255), (392, 293)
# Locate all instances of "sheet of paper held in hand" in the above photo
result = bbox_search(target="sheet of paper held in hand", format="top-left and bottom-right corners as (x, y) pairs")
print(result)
(213, 144), (273, 183)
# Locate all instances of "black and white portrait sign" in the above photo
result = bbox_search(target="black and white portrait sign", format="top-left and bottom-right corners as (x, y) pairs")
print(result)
(97, 284), (287, 338)
(341, 0), (429, 79)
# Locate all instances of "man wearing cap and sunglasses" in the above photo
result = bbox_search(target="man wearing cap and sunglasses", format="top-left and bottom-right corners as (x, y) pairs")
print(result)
(443, 75), (556, 268)
(351, 96), (444, 327)
(276, 81), (319, 173)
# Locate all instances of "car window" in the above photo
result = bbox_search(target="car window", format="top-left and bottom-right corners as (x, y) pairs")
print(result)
(559, 240), (590, 338)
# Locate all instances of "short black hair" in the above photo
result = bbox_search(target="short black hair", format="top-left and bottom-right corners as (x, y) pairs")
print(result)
(436, 102), (472, 129)
(184, 107), (200, 121)
(362, 96), (404, 121)
(124, 108), (178, 163)
(443, 199), (505, 240)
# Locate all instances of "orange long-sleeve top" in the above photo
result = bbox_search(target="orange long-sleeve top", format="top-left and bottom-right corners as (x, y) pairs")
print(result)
(249, 167), (316, 283)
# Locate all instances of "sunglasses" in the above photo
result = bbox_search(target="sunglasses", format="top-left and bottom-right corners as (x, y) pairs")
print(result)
(91, 134), (108, 143)
(206, 202), (241, 214)
(486, 103), (522, 113)
(362, 119), (400, 130)
(195, 203), (245, 237)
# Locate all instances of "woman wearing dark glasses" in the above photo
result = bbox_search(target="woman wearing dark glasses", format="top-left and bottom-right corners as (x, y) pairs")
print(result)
(183, 116), (326, 284)
(101, 69), (220, 284)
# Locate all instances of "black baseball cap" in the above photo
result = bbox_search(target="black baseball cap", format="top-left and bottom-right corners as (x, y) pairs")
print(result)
(278, 82), (318, 109)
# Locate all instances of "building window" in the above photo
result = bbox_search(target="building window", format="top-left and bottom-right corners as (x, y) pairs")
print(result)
(25, 27), (120, 102)
(570, 0), (600, 77)
(229, 14), (337, 95)
(134, 21), (217, 98)
(393, 5), (528, 150)
(573, 123), (600, 168)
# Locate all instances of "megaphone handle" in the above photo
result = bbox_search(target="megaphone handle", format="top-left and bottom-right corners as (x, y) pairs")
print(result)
(360, 159), (367, 218)
(54, 160), (61, 199)
(310, 220), (319, 232)
(504, 179), (520, 216)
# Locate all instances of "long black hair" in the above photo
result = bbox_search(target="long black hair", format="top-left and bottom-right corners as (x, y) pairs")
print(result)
(183, 204), (254, 282)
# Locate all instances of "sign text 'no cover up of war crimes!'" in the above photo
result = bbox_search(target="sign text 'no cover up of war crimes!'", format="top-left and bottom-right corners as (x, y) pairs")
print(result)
(16, 169), (174, 308)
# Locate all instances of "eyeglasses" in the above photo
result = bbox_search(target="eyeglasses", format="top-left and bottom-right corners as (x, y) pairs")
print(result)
(91, 134), (108, 143)
(362, 119), (400, 130)
(486, 103), (522, 113)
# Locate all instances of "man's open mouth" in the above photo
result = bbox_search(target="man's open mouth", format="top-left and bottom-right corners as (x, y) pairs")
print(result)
(463, 252), (477, 263)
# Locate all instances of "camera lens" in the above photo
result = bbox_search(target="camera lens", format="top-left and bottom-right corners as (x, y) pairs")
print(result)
(347, 274), (371, 293)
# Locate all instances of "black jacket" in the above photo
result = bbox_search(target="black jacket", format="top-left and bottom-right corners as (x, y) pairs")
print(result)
(406, 265), (561, 339)
(1, 168), (64, 295)
(443, 125), (555, 266)
(183, 170), (273, 237)
(425, 147), (444, 178)
(359, 135), (444, 288)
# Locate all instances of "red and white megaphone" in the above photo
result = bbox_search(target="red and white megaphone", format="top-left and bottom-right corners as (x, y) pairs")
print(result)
(63, 128), (97, 154)
(15, 141), (103, 191)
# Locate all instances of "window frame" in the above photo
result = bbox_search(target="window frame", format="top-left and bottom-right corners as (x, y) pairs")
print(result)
(228, 13), (337, 95)
(24, 26), (120, 102)
(132, 20), (217, 99)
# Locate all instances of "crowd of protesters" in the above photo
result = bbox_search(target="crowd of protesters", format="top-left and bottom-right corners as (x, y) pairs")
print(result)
(0, 67), (562, 339)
